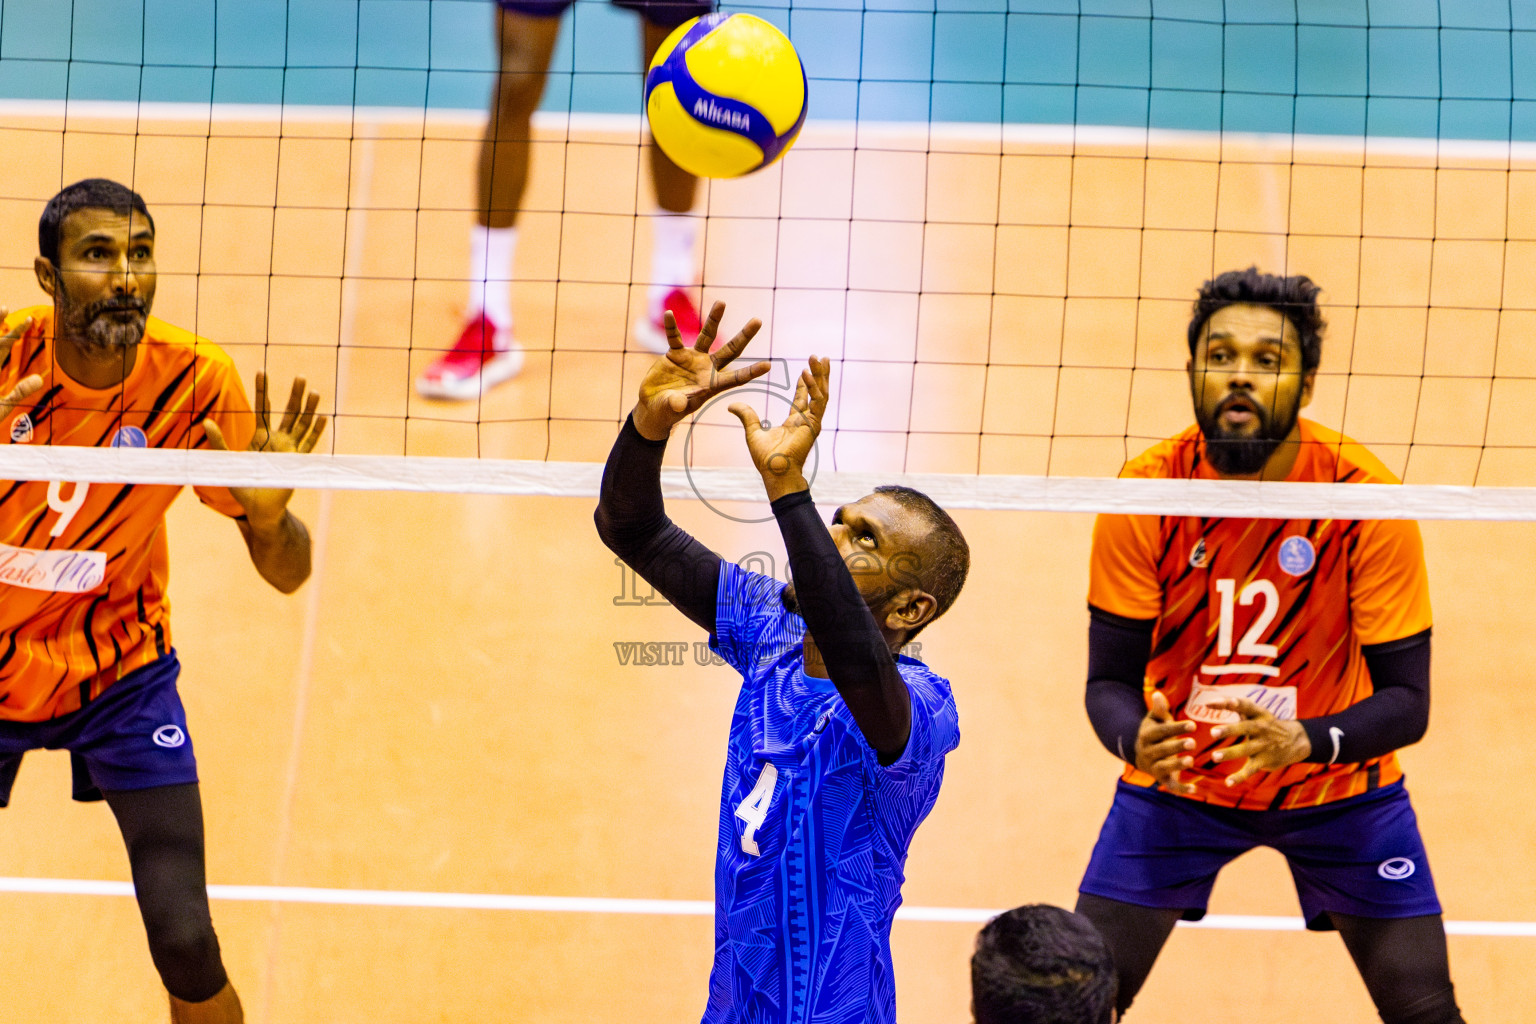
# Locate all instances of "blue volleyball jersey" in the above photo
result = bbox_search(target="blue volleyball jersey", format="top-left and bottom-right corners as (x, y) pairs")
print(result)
(702, 561), (960, 1024)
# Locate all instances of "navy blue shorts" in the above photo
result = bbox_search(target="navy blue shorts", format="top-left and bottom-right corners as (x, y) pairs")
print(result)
(0, 652), (198, 806)
(497, 0), (712, 29)
(1079, 780), (1442, 931)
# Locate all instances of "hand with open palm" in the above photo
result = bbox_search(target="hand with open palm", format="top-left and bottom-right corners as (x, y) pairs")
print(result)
(728, 355), (830, 503)
(203, 372), (327, 530)
(632, 300), (771, 441)
(0, 310), (41, 432)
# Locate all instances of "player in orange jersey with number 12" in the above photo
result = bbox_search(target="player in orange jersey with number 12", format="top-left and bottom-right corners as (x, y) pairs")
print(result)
(0, 178), (326, 1024)
(1073, 268), (1466, 1024)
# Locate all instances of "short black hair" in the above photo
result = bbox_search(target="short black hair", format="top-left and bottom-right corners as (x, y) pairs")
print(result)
(872, 484), (968, 640)
(39, 178), (154, 267)
(972, 905), (1117, 1024)
(1187, 267), (1325, 373)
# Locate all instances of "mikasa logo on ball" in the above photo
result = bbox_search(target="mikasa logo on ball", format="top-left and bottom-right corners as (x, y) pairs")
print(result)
(692, 97), (750, 132)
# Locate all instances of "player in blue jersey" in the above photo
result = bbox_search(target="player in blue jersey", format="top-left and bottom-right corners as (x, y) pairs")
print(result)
(595, 301), (971, 1024)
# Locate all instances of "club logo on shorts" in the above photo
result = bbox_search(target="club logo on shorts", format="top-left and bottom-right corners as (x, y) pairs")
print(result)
(1377, 857), (1416, 881)
(110, 425), (148, 448)
(1277, 535), (1316, 576)
(1189, 538), (1209, 569)
(9, 413), (32, 444)
(152, 725), (186, 748)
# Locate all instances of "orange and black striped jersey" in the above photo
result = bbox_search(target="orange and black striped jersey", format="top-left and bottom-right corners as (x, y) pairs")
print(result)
(1088, 419), (1433, 810)
(0, 305), (253, 722)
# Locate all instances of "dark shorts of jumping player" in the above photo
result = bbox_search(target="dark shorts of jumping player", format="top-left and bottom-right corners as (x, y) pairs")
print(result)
(497, 0), (713, 29)
(1079, 779), (1442, 931)
(0, 651), (199, 806)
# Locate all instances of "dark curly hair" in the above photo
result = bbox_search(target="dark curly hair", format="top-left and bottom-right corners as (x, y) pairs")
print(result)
(1188, 267), (1325, 373)
(39, 178), (154, 267)
(972, 904), (1117, 1024)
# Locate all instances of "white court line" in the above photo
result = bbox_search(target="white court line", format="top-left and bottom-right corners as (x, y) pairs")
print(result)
(0, 877), (1531, 936)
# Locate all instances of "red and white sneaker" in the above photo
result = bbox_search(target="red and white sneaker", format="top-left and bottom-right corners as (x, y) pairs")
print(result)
(633, 287), (703, 353)
(415, 313), (524, 400)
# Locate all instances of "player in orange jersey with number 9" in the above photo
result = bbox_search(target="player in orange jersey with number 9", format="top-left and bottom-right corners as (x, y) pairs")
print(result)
(1072, 268), (1466, 1024)
(0, 178), (326, 1024)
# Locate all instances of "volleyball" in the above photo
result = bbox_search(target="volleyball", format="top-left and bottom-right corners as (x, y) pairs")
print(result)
(644, 13), (808, 180)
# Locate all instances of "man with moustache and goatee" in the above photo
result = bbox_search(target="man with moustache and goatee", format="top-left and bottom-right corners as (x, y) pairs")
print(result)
(1072, 269), (1466, 1024)
(0, 179), (326, 1024)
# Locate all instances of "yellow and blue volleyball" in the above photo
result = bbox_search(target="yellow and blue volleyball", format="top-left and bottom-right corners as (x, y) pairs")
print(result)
(644, 13), (808, 179)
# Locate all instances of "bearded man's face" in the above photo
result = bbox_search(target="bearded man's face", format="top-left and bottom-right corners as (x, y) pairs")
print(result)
(50, 207), (156, 354)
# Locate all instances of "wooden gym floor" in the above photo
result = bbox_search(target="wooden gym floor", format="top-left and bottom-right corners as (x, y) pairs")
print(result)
(0, 109), (1531, 1022)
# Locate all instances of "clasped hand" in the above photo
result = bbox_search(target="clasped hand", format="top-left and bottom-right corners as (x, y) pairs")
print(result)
(1135, 691), (1312, 793)
(1208, 696), (1311, 786)
(1135, 691), (1197, 795)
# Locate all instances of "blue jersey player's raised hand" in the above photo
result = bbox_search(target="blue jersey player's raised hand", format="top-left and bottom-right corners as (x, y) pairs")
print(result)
(632, 300), (770, 442)
(596, 301), (972, 1024)
(728, 355), (927, 759)
(727, 354), (827, 501)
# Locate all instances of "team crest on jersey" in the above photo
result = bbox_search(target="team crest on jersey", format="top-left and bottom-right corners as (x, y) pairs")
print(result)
(110, 425), (148, 448)
(9, 412), (32, 444)
(1189, 538), (1209, 568)
(1277, 535), (1316, 576)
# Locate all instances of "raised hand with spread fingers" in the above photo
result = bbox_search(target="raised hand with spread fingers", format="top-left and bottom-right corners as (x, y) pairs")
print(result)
(202, 371), (327, 594)
(0, 309), (41, 429)
(632, 300), (771, 442)
(727, 355), (830, 503)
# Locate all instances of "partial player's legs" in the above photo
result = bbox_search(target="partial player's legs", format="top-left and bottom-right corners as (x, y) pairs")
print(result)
(1332, 913), (1466, 1024)
(641, 18), (700, 217)
(106, 783), (242, 1023)
(1273, 781), (1460, 1022)
(1074, 782), (1256, 1017)
(417, 4), (563, 400)
(632, 15), (706, 352)
(480, 7), (564, 233)
(1074, 893), (1182, 1018)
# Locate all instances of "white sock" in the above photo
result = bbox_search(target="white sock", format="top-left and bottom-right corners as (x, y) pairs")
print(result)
(469, 225), (516, 332)
(647, 212), (698, 314)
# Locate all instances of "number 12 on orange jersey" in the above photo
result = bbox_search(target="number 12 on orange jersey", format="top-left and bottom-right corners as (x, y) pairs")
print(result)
(1214, 578), (1279, 661)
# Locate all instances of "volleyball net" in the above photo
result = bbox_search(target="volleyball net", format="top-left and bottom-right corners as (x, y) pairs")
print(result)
(2, 0), (1536, 518)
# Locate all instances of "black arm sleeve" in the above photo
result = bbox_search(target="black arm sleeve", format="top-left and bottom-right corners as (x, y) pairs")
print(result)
(1085, 605), (1155, 764)
(593, 415), (722, 632)
(771, 489), (911, 760)
(1300, 630), (1431, 764)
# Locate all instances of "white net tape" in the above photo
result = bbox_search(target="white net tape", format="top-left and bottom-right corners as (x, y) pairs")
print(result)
(4, 446), (1535, 520)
